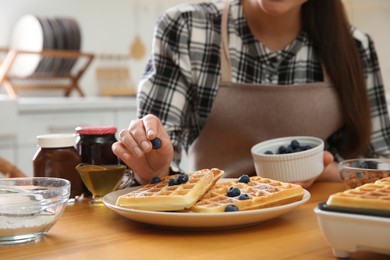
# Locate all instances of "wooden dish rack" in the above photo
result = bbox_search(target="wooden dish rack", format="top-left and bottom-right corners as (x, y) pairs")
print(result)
(0, 48), (94, 97)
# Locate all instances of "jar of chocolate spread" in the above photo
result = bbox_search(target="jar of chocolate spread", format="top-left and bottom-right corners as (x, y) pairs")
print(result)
(33, 133), (83, 199)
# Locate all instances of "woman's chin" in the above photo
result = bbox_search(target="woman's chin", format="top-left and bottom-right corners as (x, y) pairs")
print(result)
(259, 0), (306, 16)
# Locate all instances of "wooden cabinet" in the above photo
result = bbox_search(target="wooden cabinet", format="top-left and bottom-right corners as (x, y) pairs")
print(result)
(0, 97), (137, 176)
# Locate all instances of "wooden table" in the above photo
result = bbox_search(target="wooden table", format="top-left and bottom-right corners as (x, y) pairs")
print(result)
(1, 182), (389, 259)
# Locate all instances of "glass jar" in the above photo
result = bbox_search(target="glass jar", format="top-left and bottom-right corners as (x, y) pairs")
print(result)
(75, 125), (119, 165)
(33, 133), (83, 199)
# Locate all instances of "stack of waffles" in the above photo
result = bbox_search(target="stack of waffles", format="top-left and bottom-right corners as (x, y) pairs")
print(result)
(115, 168), (305, 212)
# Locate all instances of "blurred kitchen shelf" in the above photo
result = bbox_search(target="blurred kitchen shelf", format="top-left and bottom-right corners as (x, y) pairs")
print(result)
(95, 53), (137, 97)
(0, 48), (94, 97)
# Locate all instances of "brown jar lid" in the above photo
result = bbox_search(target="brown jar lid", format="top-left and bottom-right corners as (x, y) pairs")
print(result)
(75, 125), (117, 135)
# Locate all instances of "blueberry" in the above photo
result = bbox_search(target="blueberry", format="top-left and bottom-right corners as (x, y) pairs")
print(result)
(168, 178), (179, 186)
(366, 161), (378, 169)
(356, 172), (365, 179)
(358, 161), (368, 169)
(294, 147), (304, 152)
(238, 194), (249, 200)
(227, 187), (241, 197)
(286, 146), (294, 153)
(224, 204), (239, 212)
(151, 137), (162, 149)
(150, 176), (161, 184)
(264, 150), (273, 155)
(238, 175), (250, 183)
(290, 140), (300, 149)
(278, 146), (287, 154)
(351, 161), (363, 168)
(177, 173), (189, 184)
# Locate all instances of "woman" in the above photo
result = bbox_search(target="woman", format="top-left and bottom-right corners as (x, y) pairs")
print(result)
(112, 0), (390, 187)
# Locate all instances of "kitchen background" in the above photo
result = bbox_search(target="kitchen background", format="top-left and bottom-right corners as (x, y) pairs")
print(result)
(0, 0), (389, 96)
(0, 0), (389, 176)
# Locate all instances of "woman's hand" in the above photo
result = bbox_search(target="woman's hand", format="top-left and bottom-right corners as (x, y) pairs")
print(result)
(112, 114), (174, 185)
(293, 151), (340, 189)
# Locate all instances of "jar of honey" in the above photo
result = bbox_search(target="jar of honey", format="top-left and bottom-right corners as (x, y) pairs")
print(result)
(33, 133), (83, 199)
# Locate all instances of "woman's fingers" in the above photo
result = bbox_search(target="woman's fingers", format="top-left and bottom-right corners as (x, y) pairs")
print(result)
(121, 114), (163, 154)
(294, 178), (316, 189)
(323, 151), (334, 166)
(118, 127), (144, 158)
(142, 114), (160, 140)
(112, 141), (132, 161)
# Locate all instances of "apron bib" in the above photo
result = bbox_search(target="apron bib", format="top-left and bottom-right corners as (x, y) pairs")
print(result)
(188, 2), (344, 177)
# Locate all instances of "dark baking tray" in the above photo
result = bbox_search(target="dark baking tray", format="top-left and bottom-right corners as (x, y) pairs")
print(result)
(318, 202), (390, 218)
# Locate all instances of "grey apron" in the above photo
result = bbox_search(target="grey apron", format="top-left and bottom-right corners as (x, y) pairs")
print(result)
(188, 2), (344, 177)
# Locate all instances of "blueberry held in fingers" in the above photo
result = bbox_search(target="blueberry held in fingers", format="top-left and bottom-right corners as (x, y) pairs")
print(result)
(151, 137), (162, 149)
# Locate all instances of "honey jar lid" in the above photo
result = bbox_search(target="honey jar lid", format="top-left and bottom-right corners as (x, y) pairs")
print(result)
(75, 125), (117, 135)
(37, 133), (77, 148)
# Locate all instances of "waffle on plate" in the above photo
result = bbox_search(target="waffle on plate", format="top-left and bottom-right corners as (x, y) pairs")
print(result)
(190, 176), (305, 213)
(115, 168), (223, 211)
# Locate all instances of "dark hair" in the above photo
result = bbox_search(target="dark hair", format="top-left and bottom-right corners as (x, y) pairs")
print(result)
(301, 0), (371, 158)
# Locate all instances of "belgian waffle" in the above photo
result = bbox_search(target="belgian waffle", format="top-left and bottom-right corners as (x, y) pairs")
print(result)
(326, 182), (390, 212)
(190, 176), (305, 213)
(375, 177), (390, 186)
(115, 168), (223, 211)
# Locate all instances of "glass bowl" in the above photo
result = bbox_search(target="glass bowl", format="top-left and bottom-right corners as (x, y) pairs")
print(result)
(339, 158), (390, 189)
(251, 136), (324, 182)
(0, 177), (70, 245)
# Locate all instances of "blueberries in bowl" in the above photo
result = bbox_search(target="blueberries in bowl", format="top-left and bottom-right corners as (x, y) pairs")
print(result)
(264, 139), (312, 155)
(350, 160), (378, 170)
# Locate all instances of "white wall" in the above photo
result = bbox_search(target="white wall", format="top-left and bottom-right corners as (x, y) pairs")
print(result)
(344, 0), (390, 92)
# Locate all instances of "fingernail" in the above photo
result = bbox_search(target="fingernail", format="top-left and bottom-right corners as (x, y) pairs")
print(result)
(147, 130), (155, 137)
(123, 153), (130, 160)
(141, 141), (150, 151)
(134, 147), (143, 157)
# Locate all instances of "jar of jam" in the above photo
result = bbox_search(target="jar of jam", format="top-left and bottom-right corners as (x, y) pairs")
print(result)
(33, 133), (83, 199)
(75, 125), (119, 165)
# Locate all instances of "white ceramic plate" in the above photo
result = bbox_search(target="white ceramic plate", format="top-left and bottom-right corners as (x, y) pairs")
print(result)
(9, 15), (44, 77)
(103, 186), (310, 230)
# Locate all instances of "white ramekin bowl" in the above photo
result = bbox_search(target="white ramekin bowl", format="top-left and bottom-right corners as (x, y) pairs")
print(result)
(251, 136), (324, 182)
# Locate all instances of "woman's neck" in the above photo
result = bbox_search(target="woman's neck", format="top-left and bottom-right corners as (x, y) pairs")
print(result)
(242, 0), (302, 52)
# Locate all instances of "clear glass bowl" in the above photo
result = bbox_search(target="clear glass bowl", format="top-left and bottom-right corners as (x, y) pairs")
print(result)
(339, 158), (390, 189)
(0, 177), (70, 245)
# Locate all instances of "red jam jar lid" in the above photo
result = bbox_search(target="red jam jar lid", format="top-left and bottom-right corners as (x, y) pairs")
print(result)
(75, 126), (117, 135)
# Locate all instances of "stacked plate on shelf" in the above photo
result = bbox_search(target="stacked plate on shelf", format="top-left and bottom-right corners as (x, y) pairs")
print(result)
(9, 15), (81, 77)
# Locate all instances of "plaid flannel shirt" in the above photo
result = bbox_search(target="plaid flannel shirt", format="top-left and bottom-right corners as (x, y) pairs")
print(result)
(138, 0), (390, 167)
